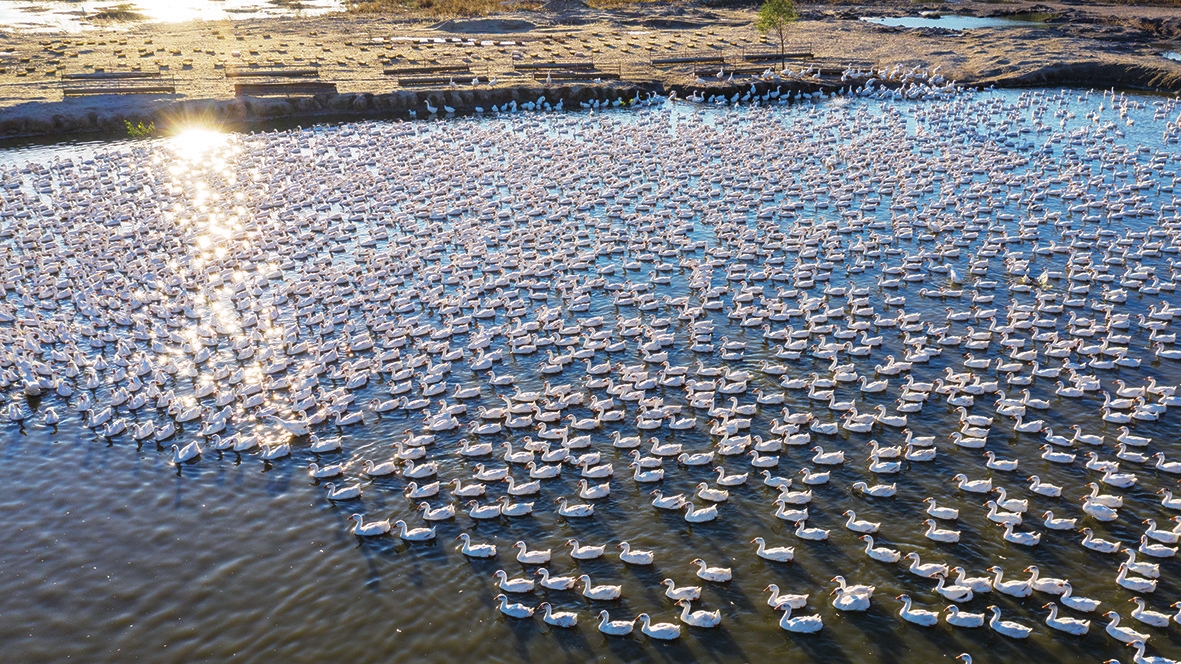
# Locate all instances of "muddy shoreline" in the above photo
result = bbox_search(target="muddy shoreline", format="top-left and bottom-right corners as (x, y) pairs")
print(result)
(0, 0), (1178, 140)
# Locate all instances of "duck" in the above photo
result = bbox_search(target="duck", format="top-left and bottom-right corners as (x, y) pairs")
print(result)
(578, 574), (621, 600)
(988, 606), (1032, 638)
(985, 501), (1023, 525)
(171, 441), (201, 464)
(1105, 611), (1150, 644)
(951, 567), (993, 593)
(682, 501), (718, 523)
(794, 520), (829, 541)
(988, 566), (1032, 597)
(1123, 549), (1161, 579)
(596, 610), (634, 636)
(764, 584), (807, 609)
(1081, 528), (1122, 554)
(349, 513), (390, 537)
(1002, 521), (1042, 546)
(1044, 511), (1078, 531)
(923, 519), (961, 543)
(662, 579), (702, 601)
(1059, 582), (1101, 612)
(650, 490), (687, 510)
(635, 613), (681, 640)
(457, 533), (497, 558)
(362, 459), (398, 477)
(1029, 476), (1063, 497)
(1126, 641), (1179, 664)
(945, 605), (986, 628)
(852, 481), (896, 497)
(1129, 598), (1172, 628)
(404, 481), (439, 499)
(1139, 536), (1178, 559)
(691, 558), (732, 582)
(859, 535), (900, 563)
(832, 584), (872, 612)
(924, 498), (959, 520)
(843, 510), (880, 533)
(465, 500), (501, 520)
(617, 541), (654, 565)
(493, 570), (535, 593)
(538, 602), (578, 628)
(308, 462), (344, 479)
(1025, 566), (1068, 594)
(513, 541), (551, 565)
(393, 520), (436, 542)
(897, 595), (939, 626)
(324, 482), (363, 501)
(566, 539), (605, 560)
(906, 552), (949, 578)
(676, 599), (721, 628)
(535, 568), (577, 591)
(1044, 602), (1090, 635)
(775, 603), (823, 633)
(951, 473), (992, 493)
(752, 537), (794, 562)
(993, 486), (1028, 513)
(496, 594), (534, 619)
(554, 496), (594, 518)
(1118, 562), (1159, 593)
(933, 574), (974, 603)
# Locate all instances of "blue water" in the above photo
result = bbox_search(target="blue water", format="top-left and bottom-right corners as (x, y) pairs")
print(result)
(862, 16), (1049, 31)
(0, 88), (1180, 663)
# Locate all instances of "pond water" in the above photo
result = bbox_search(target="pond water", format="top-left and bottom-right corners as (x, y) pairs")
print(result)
(1164, 52), (1181, 63)
(0, 0), (342, 33)
(861, 15), (1050, 31)
(1, 88), (1181, 664)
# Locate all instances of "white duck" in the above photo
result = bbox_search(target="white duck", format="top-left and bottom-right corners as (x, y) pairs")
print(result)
(691, 558), (732, 582)
(897, 595), (939, 626)
(752, 537), (795, 562)
(988, 606), (1032, 638)
(775, 603), (823, 633)
(676, 599), (722, 628)
(635, 613), (681, 640)
(596, 610), (634, 636)
(495, 594), (533, 619)
(1044, 602), (1090, 635)
(578, 574), (621, 600)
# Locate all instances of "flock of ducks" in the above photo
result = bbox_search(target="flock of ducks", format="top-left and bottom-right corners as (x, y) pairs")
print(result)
(2, 86), (1181, 661)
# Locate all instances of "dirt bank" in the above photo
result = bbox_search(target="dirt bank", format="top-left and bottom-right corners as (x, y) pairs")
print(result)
(0, 0), (1177, 139)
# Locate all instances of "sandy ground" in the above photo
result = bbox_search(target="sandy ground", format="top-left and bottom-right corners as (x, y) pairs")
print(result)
(0, 1), (1178, 135)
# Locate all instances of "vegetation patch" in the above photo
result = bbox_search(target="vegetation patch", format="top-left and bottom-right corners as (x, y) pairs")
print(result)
(88, 4), (146, 21)
(125, 120), (156, 138)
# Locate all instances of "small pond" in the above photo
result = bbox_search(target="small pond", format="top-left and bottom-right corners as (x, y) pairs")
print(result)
(861, 15), (1051, 31)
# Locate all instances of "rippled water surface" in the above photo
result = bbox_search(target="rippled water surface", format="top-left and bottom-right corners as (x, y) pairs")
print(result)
(2, 89), (1181, 664)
